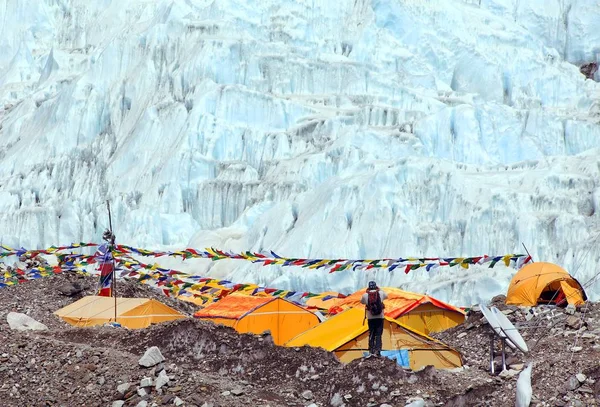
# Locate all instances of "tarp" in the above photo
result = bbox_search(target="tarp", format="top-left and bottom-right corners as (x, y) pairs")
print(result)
(54, 296), (186, 329)
(194, 295), (320, 345)
(285, 307), (462, 370)
(328, 287), (465, 335)
(506, 262), (587, 306)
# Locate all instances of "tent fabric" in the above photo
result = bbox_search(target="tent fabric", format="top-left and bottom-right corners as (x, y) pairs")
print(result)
(285, 307), (462, 370)
(328, 288), (465, 335)
(194, 295), (320, 345)
(506, 262), (587, 306)
(305, 291), (346, 311)
(54, 296), (186, 329)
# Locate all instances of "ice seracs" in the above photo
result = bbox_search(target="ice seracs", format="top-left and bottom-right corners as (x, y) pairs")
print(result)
(0, 0), (599, 305)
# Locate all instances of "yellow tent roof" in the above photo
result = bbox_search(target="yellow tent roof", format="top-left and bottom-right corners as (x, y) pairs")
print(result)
(285, 307), (462, 369)
(54, 296), (187, 329)
(195, 295), (320, 345)
(506, 262), (586, 306)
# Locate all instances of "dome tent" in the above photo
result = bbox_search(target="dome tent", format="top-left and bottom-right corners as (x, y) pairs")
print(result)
(506, 262), (586, 307)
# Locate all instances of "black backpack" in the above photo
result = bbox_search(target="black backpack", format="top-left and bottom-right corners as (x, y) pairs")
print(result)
(366, 290), (384, 315)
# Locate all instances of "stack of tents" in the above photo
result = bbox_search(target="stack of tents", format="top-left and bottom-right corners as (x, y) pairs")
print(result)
(194, 286), (466, 370)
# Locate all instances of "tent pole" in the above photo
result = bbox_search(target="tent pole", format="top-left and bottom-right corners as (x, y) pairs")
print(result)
(107, 200), (117, 323)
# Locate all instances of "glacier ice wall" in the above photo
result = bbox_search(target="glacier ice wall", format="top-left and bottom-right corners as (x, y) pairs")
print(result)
(1, 0), (600, 305)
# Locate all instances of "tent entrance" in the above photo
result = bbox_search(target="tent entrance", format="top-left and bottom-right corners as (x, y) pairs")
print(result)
(538, 281), (567, 307)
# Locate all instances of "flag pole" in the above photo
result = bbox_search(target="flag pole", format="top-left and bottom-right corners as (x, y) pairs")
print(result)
(107, 200), (117, 323)
(521, 243), (534, 263)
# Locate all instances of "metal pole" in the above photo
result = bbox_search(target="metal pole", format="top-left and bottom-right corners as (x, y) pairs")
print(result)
(490, 335), (495, 374)
(522, 243), (534, 262)
(107, 200), (117, 323)
(501, 338), (506, 371)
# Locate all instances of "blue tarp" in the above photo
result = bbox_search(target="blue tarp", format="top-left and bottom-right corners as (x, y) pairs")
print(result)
(380, 349), (410, 368)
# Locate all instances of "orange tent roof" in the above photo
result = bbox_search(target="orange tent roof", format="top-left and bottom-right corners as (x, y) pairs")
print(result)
(329, 287), (465, 320)
(194, 295), (274, 320)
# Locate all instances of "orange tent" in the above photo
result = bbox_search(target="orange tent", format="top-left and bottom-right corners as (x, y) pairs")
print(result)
(329, 288), (465, 335)
(194, 295), (320, 345)
(506, 262), (586, 307)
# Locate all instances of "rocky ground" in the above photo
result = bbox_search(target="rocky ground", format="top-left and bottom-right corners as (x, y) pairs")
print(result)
(0, 273), (598, 407)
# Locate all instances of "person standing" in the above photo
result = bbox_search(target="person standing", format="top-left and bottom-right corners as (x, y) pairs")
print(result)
(361, 281), (388, 357)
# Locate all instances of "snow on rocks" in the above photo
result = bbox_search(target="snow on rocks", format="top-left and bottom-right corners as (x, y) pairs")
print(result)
(6, 312), (48, 331)
(139, 347), (165, 368)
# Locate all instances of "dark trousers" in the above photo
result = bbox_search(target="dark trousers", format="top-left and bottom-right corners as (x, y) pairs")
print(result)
(368, 318), (384, 355)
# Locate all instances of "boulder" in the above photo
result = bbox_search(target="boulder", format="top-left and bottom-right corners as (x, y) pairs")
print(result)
(565, 316), (584, 330)
(117, 383), (131, 395)
(173, 397), (184, 406)
(568, 376), (581, 391)
(576, 373), (587, 383)
(112, 402), (125, 407)
(405, 397), (425, 407)
(139, 347), (165, 368)
(499, 369), (519, 379)
(302, 390), (314, 400)
(6, 312), (48, 331)
(155, 370), (169, 390)
(57, 282), (83, 297)
(140, 377), (153, 388)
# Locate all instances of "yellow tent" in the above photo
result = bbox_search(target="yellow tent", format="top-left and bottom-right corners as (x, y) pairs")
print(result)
(285, 307), (462, 370)
(506, 262), (586, 307)
(329, 287), (465, 335)
(194, 295), (320, 345)
(54, 296), (187, 329)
